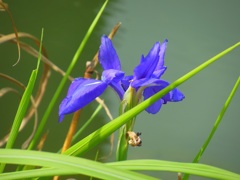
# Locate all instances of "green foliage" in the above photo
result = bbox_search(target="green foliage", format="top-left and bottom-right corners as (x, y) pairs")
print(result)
(0, 149), (240, 180)
(0, 149), (156, 180)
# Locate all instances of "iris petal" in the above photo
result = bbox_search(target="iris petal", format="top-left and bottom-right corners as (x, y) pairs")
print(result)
(152, 66), (167, 79)
(162, 88), (185, 103)
(109, 81), (125, 100)
(101, 69), (124, 84)
(99, 35), (121, 70)
(59, 78), (107, 122)
(155, 39), (168, 71)
(131, 78), (164, 89)
(133, 42), (160, 80)
(121, 75), (133, 91)
(143, 86), (163, 114)
(142, 79), (184, 113)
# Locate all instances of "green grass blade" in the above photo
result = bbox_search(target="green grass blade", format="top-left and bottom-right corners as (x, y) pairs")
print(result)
(63, 42), (240, 156)
(0, 29), (44, 173)
(27, 0), (109, 150)
(1, 157), (239, 180)
(0, 168), (65, 180)
(192, 76), (240, 163)
(107, 160), (240, 180)
(0, 149), (157, 180)
(183, 76), (240, 180)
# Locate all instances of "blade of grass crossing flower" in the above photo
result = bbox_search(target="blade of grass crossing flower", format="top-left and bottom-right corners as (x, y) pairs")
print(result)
(0, 149), (157, 180)
(63, 42), (240, 157)
(0, 29), (43, 173)
(27, 0), (109, 150)
(183, 76), (240, 180)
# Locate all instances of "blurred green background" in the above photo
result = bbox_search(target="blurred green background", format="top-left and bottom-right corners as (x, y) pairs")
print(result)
(1, 0), (240, 179)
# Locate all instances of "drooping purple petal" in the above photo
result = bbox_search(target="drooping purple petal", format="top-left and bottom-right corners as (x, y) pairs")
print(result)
(133, 42), (160, 80)
(99, 35), (121, 70)
(101, 69), (125, 99)
(162, 88), (185, 103)
(172, 88), (185, 101)
(143, 86), (164, 114)
(101, 69), (124, 84)
(131, 78), (165, 89)
(142, 81), (169, 114)
(142, 79), (184, 114)
(59, 78), (108, 122)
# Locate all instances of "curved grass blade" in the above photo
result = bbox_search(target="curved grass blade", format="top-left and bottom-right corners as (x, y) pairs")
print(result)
(1, 154), (239, 180)
(0, 149), (157, 180)
(64, 42), (240, 157)
(107, 159), (240, 180)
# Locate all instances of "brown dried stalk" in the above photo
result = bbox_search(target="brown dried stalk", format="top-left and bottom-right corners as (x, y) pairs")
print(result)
(0, 1), (21, 66)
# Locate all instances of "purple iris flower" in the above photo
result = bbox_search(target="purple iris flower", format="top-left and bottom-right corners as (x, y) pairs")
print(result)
(121, 39), (185, 114)
(58, 36), (125, 122)
(59, 35), (184, 122)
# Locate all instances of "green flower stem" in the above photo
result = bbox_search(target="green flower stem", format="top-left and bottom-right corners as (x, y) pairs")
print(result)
(27, 0), (108, 151)
(183, 76), (240, 180)
(116, 87), (139, 161)
(63, 42), (240, 157)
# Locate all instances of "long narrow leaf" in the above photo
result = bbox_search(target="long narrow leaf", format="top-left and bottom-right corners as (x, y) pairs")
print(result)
(0, 149), (157, 180)
(192, 76), (240, 163)
(107, 160), (240, 180)
(1, 152), (239, 180)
